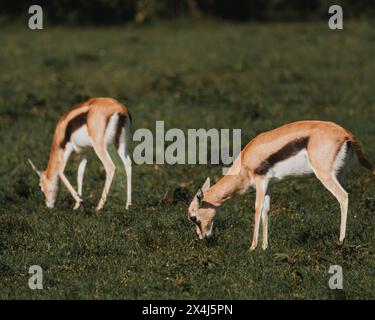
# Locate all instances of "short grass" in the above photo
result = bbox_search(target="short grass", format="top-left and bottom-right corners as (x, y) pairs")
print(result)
(1, 20), (375, 299)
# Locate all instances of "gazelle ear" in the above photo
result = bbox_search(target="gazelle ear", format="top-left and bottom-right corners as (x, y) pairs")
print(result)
(201, 177), (210, 191)
(194, 178), (210, 207)
(28, 159), (42, 177)
(195, 188), (204, 207)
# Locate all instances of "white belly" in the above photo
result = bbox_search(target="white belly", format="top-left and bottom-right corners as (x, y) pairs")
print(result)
(268, 149), (314, 181)
(69, 114), (119, 154)
(70, 125), (92, 154)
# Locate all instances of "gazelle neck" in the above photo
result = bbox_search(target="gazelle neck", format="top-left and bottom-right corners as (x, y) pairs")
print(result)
(45, 143), (63, 181)
(204, 171), (252, 207)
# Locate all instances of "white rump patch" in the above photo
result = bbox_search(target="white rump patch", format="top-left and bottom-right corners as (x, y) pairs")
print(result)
(333, 142), (352, 175)
(104, 114), (120, 146)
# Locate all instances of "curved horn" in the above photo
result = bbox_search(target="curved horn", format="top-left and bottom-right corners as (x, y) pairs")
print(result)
(28, 159), (42, 177)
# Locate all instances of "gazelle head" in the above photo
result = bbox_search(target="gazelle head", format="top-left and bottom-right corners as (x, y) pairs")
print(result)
(188, 177), (216, 240)
(28, 159), (59, 208)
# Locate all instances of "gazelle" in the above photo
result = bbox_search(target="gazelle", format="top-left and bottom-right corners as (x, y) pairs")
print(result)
(188, 120), (375, 250)
(28, 97), (132, 211)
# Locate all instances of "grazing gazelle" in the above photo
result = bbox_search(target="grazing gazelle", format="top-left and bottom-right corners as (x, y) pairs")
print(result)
(28, 97), (132, 211)
(188, 120), (374, 250)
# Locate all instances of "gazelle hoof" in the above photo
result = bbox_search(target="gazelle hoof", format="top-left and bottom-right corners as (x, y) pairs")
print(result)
(73, 198), (83, 210)
(262, 244), (268, 250)
(125, 203), (132, 210)
(249, 244), (257, 251)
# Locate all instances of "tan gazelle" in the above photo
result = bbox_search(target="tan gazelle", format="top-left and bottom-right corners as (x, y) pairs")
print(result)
(188, 121), (374, 250)
(29, 97), (132, 211)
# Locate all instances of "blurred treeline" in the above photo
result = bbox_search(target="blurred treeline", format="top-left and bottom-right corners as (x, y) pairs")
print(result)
(1, 0), (374, 25)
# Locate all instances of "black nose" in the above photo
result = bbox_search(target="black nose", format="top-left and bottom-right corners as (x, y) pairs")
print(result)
(190, 216), (197, 223)
(204, 234), (213, 241)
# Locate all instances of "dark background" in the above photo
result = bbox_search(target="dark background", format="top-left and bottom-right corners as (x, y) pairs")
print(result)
(1, 0), (375, 25)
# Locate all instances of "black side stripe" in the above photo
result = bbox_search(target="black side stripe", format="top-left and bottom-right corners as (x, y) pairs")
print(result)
(254, 137), (310, 175)
(60, 112), (88, 148)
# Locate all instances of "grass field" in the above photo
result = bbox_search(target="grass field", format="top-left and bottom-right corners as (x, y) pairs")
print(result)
(1, 20), (375, 299)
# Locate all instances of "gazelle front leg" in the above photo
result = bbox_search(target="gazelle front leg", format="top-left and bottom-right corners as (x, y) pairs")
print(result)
(250, 178), (268, 251)
(59, 172), (83, 206)
(261, 193), (271, 250)
(58, 152), (83, 208)
(74, 156), (88, 210)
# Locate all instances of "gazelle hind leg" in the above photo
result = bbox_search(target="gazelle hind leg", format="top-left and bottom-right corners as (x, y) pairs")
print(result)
(336, 170), (349, 243)
(314, 171), (348, 243)
(261, 193), (271, 250)
(92, 142), (116, 211)
(308, 140), (350, 243)
(74, 156), (88, 210)
(116, 128), (132, 209)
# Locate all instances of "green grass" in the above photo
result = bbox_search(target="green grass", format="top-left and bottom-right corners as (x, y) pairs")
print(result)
(1, 20), (375, 299)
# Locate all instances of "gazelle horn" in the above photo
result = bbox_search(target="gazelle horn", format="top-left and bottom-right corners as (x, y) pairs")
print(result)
(28, 159), (42, 177)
